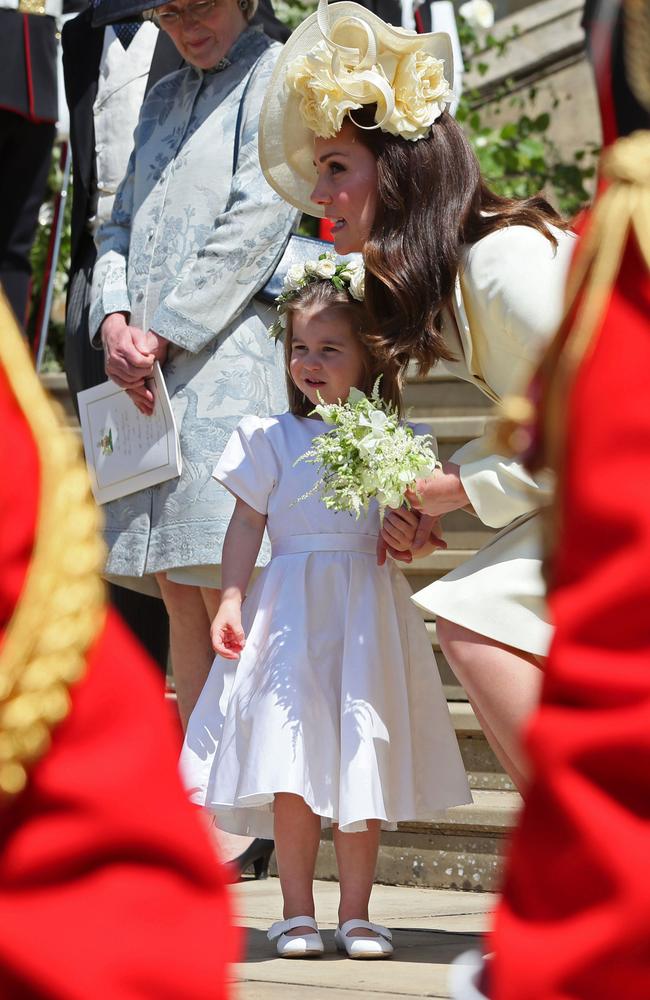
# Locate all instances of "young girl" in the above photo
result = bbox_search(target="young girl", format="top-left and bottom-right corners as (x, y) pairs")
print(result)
(180, 261), (471, 959)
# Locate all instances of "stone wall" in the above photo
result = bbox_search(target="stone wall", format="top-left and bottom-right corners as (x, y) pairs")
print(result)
(464, 0), (602, 189)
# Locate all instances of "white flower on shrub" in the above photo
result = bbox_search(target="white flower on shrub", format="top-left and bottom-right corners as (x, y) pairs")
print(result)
(459, 0), (495, 30)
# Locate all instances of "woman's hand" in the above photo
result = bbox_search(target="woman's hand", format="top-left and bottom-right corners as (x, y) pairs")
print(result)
(101, 314), (169, 415)
(405, 463), (469, 518)
(124, 330), (169, 415)
(210, 599), (246, 661)
(101, 312), (155, 387)
(376, 509), (447, 566)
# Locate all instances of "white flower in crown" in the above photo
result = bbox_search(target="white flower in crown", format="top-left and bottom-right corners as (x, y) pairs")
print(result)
(285, 262), (307, 289)
(268, 253), (366, 339)
(343, 259), (365, 301)
(459, 0), (495, 30)
(314, 257), (338, 279)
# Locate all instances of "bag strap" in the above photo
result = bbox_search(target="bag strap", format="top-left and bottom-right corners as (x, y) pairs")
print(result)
(232, 51), (267, 176)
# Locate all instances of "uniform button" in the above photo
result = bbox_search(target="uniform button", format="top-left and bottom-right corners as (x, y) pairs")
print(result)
(147, 231), (154, 242)
(136, 291), (144, 303)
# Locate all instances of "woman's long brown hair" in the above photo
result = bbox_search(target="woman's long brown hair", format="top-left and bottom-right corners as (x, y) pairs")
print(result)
(350, 108), (571, 375)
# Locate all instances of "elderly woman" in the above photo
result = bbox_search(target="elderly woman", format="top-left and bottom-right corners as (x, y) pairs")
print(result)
(90, 0), (297, 727)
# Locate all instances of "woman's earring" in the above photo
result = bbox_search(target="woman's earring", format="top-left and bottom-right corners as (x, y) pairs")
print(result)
(238, 0), (249, 10)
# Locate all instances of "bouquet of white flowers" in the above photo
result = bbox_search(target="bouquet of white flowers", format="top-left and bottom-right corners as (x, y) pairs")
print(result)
(295, 381), (440, 518)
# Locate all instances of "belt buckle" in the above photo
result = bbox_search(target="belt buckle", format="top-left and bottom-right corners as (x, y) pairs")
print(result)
(18, 0), (48, 13)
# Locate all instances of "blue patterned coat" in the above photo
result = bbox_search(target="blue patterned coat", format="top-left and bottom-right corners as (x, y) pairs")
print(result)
(90, 27), (298, 592)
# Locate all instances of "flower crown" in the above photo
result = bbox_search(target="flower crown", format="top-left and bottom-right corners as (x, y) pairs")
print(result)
(285, 0), (454, 142)
(269, 252), (365, 339)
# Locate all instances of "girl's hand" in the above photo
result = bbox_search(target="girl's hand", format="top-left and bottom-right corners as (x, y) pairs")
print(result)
(405, 463), (469, 518)
(382, 506), (419, 559)
(210, 603), (246, 660)
(377, 511), (447, 565)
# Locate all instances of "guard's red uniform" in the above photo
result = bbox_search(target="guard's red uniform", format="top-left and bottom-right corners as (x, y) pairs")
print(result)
(490, 1), (650, 994)
(0, 301), (239, 997)
(491, 230), (650, 1000)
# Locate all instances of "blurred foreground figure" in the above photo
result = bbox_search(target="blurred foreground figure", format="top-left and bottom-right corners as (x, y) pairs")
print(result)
(0, 291), (238, 997)
(487, 1), (650, 998)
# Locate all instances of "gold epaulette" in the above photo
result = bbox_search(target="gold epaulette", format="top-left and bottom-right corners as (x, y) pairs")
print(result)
(0, 295), (106, 801)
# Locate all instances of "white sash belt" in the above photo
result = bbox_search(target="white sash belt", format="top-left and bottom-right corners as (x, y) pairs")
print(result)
(272, 533), (377, 558)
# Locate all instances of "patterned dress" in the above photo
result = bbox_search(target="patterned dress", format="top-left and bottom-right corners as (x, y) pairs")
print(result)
(90, 27), (298, 593)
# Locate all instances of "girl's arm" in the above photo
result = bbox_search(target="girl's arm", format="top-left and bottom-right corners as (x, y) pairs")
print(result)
(211, 498), (266, 660)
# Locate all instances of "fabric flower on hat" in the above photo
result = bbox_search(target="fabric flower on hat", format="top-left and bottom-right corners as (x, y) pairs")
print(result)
(381, 49), (454, 139)
(286, 41), (364, 139)
(286, 37), (453, 142)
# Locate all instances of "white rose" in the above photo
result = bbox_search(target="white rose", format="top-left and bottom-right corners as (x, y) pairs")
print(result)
(348, 267), (365, 301)
(344, 260), (365, 300)
(284, 263), (306, 290)
(459, 0), (495, 30)
(315, 259), (337, 279)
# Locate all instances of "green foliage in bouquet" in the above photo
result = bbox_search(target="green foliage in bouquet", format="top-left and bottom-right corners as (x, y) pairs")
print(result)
(295, 381), (439, 518)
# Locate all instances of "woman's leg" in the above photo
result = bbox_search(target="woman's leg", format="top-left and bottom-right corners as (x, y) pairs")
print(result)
(155, 575), (217, 730)
(436, 617), (543, 793)
(333, 821), (381, 935)
(274, 793), (322, 934)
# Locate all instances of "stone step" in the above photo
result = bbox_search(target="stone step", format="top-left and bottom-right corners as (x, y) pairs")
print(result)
(433, 507), (495, 551)
(416, 413), (493, 444)
(309, 788), (521, 893)
(404, 548), (475, 595)
(403, 375), (494, 416)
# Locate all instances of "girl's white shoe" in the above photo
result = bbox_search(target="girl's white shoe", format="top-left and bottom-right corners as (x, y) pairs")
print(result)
(334, 919), (394, 959)
(267, 916), (324, 958)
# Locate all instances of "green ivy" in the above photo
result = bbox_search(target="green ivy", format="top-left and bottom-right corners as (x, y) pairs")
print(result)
(456, 16), (598, 216)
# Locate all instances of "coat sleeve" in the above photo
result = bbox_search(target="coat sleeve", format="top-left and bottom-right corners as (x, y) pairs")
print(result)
(150, 50), (299, 353)
(451, 226), (575, 528)
(88, 145), (136, 344)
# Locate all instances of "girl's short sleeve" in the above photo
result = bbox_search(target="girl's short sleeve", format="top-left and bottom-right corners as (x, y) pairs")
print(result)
(213, 416), (277, 515)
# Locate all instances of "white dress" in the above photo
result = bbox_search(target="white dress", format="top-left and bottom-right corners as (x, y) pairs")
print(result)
(180, 413), (472, 835)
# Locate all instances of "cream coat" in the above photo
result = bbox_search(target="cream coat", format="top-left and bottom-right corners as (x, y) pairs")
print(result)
(412, 223), (576, 656)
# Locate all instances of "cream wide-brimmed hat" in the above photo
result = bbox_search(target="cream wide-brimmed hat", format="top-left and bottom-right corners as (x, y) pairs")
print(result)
(259, 0), (454, 217)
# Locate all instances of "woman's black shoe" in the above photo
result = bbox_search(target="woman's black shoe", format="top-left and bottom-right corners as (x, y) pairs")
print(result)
(231, 838), (274, 880)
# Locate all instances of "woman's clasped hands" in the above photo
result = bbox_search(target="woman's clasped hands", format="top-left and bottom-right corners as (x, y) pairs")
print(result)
(101, 311), (169, 415)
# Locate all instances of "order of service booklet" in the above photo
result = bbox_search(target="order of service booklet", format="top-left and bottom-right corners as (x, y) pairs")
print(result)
(77, 362), (182, 505)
